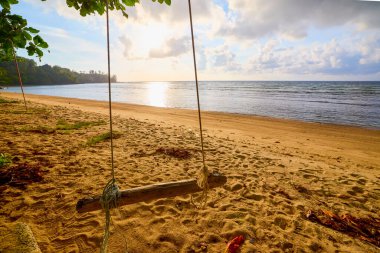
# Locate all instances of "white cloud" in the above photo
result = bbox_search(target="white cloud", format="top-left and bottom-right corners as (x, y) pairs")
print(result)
(206, 45), (241, 72)
(37, 29), (104, 57)
(119, 35), (133, 58)
(219, 0), (380, 41)
(358, 35), (380, 65)
(129, 0), (221, 25)
(247, 35), (380, 75)
(36, 25), (107, 72)
(149, 36), (190, 58)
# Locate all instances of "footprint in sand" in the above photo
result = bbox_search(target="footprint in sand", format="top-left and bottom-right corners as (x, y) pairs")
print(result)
(150, 217), (166, 225)
(357, 178), (367, 185)
(244, 193), (265, 201)
(156, 233), (185, 248)
(347, 185), (365, 196)
(273, 216), (291, 231)
(231, 183), (244, 191)
(302, 173), (320, 180)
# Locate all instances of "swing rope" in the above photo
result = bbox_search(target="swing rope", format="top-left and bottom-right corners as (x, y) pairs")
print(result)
(100, 1), (120, 252)
(105, 0), (116, 182)
(188, 0), (209, 207)
(11, 43), (27, 111)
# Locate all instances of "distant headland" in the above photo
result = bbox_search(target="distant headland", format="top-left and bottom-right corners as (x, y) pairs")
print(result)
(0, 57), (117, 86)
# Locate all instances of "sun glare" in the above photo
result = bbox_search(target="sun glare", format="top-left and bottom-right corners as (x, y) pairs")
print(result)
(146, 81), (169, 107)
(134, 24), (170, 56)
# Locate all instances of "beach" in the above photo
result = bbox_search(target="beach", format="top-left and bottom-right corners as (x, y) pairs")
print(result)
(0, 92), (379, 252)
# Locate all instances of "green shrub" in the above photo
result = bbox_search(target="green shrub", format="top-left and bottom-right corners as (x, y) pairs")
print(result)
(86, 131), (121, 146)
(0, 153), (12, 167)
(0, 98), (18, 104)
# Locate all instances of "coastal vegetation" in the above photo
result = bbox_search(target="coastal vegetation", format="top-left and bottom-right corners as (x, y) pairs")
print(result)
(86, 131), (122, 146)
(0, 97), (17, 103)
(14, 119), (107, 134)
(0, 57), (117, 85)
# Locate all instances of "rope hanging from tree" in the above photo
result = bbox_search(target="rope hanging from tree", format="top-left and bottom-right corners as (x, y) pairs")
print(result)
(11, 42), (27, 111)
(99, 1), (120, 252)
(188, 0), (209, 208)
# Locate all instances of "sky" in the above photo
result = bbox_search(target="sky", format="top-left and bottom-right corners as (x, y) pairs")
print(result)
(9, 0), (380, 81)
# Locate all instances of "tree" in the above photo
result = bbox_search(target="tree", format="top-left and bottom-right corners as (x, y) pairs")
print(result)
(1, 0), (171, 60)
(0, 1), (48, 60)
(64, 0), (171, 18)
(0, 1), (48, 109)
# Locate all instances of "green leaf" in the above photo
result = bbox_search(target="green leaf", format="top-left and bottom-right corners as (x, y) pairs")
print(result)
(26, 44), (35, 56)
(14, 34), (27, 48)
(39, 41), (48, 49)
(79, 7), (87, 16)
(25, 27), (39, 33)
(122, 0), (137, 7)
(0, 0), (18, 10)
(33, 35), (43, 45)
(35, 47), (43, 58)
(22, 31), (32, 40)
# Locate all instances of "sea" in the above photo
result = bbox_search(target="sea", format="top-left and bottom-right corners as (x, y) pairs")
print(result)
(4, 81), (380, 129)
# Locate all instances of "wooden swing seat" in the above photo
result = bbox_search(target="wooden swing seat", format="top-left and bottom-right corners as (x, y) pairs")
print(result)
(76, 172), (227, 213)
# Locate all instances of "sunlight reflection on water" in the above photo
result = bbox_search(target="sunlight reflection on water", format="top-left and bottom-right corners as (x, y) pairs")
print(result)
(146, 82), (168, 107)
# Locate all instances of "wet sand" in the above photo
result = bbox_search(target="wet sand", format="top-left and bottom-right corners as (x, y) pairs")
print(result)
(0, 92), (379, 252)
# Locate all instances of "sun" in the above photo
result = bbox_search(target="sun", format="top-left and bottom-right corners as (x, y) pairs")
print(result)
(131, 23), (171, 57)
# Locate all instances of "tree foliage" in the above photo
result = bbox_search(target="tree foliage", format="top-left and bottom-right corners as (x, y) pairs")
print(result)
(0, 1), (49, 60)
(0, 57), (117, 85)
(1, 0), (171, 61)
(64, 0), (171, 18)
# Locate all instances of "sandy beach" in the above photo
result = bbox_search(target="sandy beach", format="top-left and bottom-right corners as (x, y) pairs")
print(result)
(0, 92), (379, 252)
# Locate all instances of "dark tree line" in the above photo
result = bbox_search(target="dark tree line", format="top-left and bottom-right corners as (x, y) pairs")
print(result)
(0, 57), (117, 85)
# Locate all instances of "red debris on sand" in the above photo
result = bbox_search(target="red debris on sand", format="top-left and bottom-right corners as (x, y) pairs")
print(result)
(306, 209), (380, 247)
(0, 163), (43, 189)
(225, 235), (245, 253)
(156, 147), (192, 159)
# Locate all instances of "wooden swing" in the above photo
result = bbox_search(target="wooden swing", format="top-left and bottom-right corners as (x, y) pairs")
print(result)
(75, 0), (227, 214)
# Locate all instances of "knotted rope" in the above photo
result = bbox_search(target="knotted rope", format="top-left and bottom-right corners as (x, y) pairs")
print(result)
(100, 179), (120, 253)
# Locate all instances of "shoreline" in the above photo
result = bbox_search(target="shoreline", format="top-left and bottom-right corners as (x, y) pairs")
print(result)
(3, 91), (380, 130)
(2, 92), (380, 167)
(4, 82), (380, 130)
